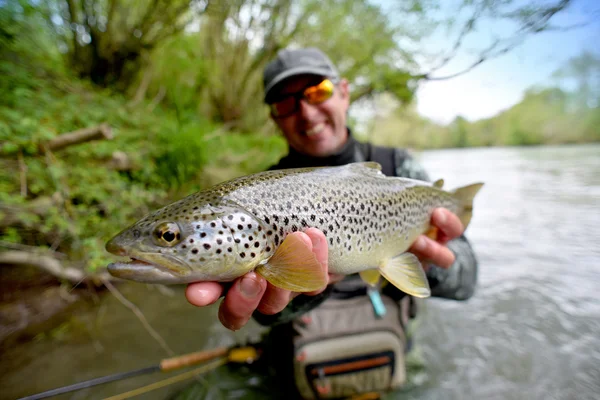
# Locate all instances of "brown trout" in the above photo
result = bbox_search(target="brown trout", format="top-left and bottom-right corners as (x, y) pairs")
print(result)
(106, 162), (483, 298)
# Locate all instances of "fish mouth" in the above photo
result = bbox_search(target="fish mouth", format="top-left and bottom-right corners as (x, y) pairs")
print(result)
(106, 251), (192, 283)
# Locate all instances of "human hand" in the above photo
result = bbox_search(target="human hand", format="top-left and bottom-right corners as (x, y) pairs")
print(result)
(185, 227), (341, 331)
(409, 208), (464, 270)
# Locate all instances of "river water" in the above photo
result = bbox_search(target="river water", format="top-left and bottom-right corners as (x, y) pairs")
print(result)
(1, 144), (599, 400)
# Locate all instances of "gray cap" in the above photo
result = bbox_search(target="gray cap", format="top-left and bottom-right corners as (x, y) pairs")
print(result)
(263, 47), (339, 103)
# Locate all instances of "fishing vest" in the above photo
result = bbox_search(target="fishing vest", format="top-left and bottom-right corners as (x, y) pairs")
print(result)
(265, 139), (419, 399)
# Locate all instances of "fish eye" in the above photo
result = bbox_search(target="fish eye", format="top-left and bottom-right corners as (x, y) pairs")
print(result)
(152, 222), (182, 247)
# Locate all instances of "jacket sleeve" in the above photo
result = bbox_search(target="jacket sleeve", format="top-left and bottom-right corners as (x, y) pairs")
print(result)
(393, 149), (479, 301)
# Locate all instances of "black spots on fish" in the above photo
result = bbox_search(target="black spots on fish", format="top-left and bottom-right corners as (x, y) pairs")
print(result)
(328, 224), (334, 232)
(228, 215), (234, 220)
(247, 223), (253, 229)
(319, 218), (324, 224)
(283, 217), (289, 225)
(192, 249), (199, 254)
(360, 204), (365, 211)
(329, 237), (334, 246)
(303, 206), (309, 212)
(235, 238), (241, 243)
(272, 223), (277, 231)
(336, 236), (341, 244)
(216, 239), (223, 245)
(267, 230), (273, 236)
(216, 249), (222, 254)
(248, 236), (253, 241)
(273, 215), (279, 222)
(279, 227), (284, 236)
(189, 238), (195, 244)
(196, 225), (201, 230)
(254, 242), (260, 248)
(227, 247), (232, 252)
(301, 219), (308, 227)
(244, 243), (250, 249)
(227, 237), (232, 242)
(274, 235), (280, 246)
(240, 216), (245, 222)
(266, 246), (271, 252)
(264, 216), (270, 224)
(291, 225), (298, 232)
(200, 232), (207, 238)
(310, 214), (316, 222)
(240, 252), (246, 258)
(237, 224), (244, 230)
(258, 226), (262, 232)
(322, 229), (327, 236)
(203, 243), (211, 250)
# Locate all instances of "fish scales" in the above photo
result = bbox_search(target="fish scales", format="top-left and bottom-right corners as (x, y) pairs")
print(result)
(106, 162), (483, 296)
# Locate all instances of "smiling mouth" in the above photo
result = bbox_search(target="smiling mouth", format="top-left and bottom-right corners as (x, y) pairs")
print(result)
(305, 123), (325, 137)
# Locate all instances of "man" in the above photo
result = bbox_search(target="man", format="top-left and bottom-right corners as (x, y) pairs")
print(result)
(185, 47), (478, 396)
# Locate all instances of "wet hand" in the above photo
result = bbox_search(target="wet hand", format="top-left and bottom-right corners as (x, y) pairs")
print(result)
(185, 228), (339, 331)
(409, 208), (464, 270)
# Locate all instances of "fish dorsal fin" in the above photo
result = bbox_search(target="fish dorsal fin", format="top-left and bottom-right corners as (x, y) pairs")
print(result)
(255, 233), (327, 292)
(433, 179), (444, 189)
(347, 162), (383, 175)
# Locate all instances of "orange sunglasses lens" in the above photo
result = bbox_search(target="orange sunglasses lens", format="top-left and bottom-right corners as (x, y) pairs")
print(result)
(270, 79), (335, 118)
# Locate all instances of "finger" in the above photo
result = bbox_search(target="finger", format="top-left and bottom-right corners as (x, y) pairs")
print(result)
(431, 208), (464, 244)
(218, 272), (268, 331)
(257, 284), (292, 315)
(410, 235), (456, 269)
(186, 282), (224, 307)
(303, 228), (331, 296)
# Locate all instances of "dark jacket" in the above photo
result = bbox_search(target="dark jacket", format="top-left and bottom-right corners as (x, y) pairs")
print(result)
(253, 130), (478, 326)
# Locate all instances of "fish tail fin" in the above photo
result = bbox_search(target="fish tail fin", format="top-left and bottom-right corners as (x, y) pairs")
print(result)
(255, 233), (327, 292)
(452, 183), (484, 229)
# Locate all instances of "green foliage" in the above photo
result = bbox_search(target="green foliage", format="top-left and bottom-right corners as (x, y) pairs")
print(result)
(370, 86), (600, 150)
(0, 13), (286, 274)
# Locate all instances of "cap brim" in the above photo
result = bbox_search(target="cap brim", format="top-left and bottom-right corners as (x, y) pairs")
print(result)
(264, 66), (339, 103)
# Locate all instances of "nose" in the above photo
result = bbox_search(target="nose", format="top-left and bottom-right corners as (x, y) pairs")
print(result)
(298, 98), (319, 120)
(106, 237), (126, 255)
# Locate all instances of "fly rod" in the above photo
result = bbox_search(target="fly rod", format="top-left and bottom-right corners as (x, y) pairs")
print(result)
(18, 345), (259, 400)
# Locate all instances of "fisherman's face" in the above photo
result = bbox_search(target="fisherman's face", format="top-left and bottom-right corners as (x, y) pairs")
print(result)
(269, 75), (350, 157)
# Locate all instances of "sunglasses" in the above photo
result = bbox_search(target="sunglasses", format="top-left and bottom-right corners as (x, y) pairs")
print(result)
(269, 79), (336, 118)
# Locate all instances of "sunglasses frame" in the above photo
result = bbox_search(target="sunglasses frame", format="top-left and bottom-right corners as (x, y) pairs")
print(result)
(269, 78), (337, 119)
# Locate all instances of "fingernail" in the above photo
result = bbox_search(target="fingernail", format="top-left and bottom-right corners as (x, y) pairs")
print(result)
(436, 209), (447, 225)
(239, 274), (261, 298)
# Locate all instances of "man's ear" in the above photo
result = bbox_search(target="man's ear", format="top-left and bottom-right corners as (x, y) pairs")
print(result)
(338, 78), (350, 100)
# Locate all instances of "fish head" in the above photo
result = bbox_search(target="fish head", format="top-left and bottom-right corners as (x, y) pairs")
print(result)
(105, 198), (271, 283)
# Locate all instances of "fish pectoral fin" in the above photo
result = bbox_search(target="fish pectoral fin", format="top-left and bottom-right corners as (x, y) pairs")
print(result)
(255, 234), (327, 292)
(424, 226), (439, 241)
(378, 253), (431, 298)
(359, 270), (381, 287)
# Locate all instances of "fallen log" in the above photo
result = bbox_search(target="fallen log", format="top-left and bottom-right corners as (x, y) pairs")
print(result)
(0, 250), (111, 284)
(0, 123), (113, 156)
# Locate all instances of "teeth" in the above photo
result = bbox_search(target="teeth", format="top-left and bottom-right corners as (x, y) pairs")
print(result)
(306, 123), (324, 136)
